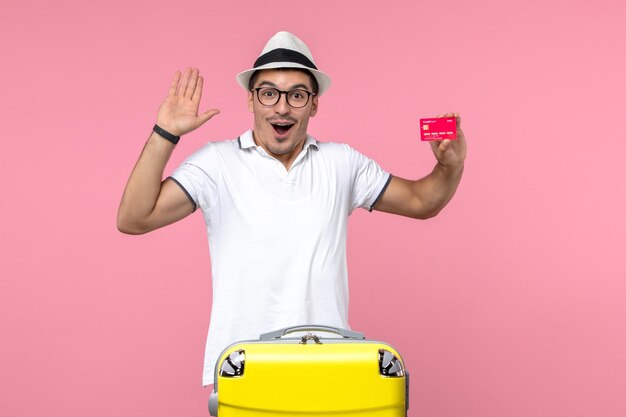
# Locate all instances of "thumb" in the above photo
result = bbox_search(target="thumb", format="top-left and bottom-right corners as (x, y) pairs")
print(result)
(197, 108), (221, 126)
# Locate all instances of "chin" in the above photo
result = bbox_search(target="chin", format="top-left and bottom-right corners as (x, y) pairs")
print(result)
(268, 143), (294, 155)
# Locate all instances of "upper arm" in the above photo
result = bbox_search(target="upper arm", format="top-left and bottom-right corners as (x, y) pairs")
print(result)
(149, 178), (197, 228)
(118, 178), (196, 235)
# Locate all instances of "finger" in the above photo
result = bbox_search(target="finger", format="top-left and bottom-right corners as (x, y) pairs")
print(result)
(192, 75), (204, 103)
(178, 68), (192, 96)
(429, 139), (440, 153)
(184, 68), (199, 98)
(428, 139), (448, 155)
(197, 108), (221, 125)
(168, 71), (181, 97)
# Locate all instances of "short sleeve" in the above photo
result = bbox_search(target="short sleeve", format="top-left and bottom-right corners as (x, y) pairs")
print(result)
(347, 146), (392, 212)
(168, 143), (220, 211)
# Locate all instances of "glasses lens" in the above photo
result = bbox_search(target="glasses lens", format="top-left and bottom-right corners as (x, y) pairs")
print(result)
(286, 90), (310, 108)
(257, 88), (280, 106)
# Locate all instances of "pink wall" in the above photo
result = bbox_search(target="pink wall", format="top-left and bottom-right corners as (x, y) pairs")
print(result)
(2, 0), (625, 416)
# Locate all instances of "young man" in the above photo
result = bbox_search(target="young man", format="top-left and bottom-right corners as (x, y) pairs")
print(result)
(117, 31), (466, 386)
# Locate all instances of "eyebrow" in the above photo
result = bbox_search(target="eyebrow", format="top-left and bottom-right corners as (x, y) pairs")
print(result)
(256, 81), (311, 90)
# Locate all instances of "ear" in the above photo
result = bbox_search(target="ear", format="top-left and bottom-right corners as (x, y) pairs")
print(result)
(310, 95), (319, 117)
(247, 90), (254, 113)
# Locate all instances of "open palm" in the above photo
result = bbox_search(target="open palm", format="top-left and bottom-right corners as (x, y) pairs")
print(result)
(156, 68), (220, 137)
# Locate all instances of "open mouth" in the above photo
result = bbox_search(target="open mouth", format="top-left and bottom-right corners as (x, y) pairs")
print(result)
(270, 121), (295, 136)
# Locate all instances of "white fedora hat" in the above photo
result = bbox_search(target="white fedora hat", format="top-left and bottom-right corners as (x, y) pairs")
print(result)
(236, 31), (331, 96)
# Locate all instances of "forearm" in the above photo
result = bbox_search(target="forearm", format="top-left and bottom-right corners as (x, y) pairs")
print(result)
(412, 161), (464, 218)
(117, 133), (175, 233)
(374, 160), (464, 219)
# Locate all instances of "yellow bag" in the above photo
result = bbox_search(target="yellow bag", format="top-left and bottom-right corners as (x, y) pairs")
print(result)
(209, 325), (409, 416)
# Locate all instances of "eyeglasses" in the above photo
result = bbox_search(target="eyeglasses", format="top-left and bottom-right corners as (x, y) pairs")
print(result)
(251, 87), (316, 108)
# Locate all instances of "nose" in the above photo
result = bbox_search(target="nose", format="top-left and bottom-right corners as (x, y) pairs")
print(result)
(274, 92), (290, 115)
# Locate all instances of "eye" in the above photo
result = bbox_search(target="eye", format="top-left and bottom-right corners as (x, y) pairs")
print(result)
(260, 88), (277, 98)
(289, 90), (305, 100)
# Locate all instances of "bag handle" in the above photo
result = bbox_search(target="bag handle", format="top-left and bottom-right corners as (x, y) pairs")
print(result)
(259, 324), (365, 340)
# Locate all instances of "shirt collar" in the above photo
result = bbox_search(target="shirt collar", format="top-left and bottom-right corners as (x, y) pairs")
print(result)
(238, 129), (319, 151)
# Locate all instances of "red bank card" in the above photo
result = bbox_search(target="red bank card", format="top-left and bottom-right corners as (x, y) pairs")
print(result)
(420, 117), (457, 141)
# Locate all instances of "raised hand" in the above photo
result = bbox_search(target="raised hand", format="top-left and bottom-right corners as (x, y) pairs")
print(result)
(156, 68), (220, 137)
(429, 112), (467, 169)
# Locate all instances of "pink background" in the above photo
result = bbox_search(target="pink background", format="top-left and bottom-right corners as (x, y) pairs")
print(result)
(2, 0), (625, 416)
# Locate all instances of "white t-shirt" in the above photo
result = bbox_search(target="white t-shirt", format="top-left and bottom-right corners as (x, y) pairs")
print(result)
(169, 130), (391, 386)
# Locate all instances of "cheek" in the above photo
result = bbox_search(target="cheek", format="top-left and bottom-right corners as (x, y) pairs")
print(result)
(253, 110), (269, 131)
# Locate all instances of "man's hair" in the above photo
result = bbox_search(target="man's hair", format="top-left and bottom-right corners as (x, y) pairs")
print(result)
(248, 68), (319, 94)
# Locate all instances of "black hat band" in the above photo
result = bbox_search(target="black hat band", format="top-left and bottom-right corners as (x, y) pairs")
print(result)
(253, 48), (317, 70)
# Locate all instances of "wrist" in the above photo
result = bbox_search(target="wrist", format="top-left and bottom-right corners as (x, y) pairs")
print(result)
(436, 160), (464, 176)
(153, 124), (180, 144)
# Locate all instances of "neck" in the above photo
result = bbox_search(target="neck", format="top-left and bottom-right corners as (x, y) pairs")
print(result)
(252, 132), (306, 171)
